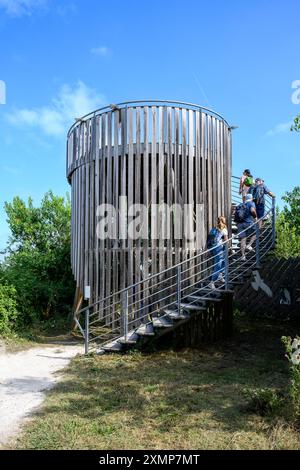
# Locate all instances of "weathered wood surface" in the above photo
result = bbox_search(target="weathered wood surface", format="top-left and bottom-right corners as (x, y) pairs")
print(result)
(66, 102), (232, 321)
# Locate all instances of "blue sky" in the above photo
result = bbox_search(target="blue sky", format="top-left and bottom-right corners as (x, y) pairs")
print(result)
(0, 0), (300, 250)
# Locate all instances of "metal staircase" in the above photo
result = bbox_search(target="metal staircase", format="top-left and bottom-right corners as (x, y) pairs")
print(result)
(74, 176), (276, 354)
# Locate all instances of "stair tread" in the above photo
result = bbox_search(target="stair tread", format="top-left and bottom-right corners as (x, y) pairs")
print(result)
(163, 309), (190, 320)
(152, 317), (173, 328)
(187, 295), (221, 302)
(179, 302), (206, 311)
(118, 331), (139, 344)
(102, 340), (124, 352)
(136, 323), (155, 336)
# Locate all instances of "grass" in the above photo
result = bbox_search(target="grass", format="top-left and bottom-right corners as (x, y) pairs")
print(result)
(0, 316), (79, 353)
(12, 317), (300, 450)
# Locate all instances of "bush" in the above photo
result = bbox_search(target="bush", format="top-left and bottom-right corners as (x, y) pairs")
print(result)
(273, 213), (300, 258)
(0, 284), (18, 334)
(244, 388), (285, 416)
(282, 336), (300, 420)
(1, 191), (75, 329)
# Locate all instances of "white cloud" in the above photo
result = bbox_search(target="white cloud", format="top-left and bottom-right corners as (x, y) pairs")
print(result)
(90, 46), (111, 57)
(7, 81), (105, 137)
(0, 0), (46, 17)
(266, 121), (293, 137)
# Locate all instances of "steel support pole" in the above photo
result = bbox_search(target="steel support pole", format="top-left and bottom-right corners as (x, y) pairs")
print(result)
(177, 265), (182, 314)
(272, 197), (276, 246)
(122, 289), (129, 342)
(255, 223), (260, 268)
(224, 243), (229, 290)
(85, 308), (89, 355)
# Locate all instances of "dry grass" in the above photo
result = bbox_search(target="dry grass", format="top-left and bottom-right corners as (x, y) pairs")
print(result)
(13, 318), (300, 450)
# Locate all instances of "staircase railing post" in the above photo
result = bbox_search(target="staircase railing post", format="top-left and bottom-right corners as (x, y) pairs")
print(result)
(85, 308), (89, 355)
(255, 222), (260, 268)
(224, 242), (229, 290)
(177, 265), (182, 314)
(272, 197), (276, 246)
(122, 289), (129, 342)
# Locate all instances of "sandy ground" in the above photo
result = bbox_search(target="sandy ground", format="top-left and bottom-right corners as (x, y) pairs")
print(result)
(0, 342), (82, 448)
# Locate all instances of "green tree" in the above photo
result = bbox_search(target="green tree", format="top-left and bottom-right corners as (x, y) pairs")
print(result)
(1, 191), (75, 326)
(282, 186), (300, 235)
(291, 115), (300, 132)
(273, 186), (300, 258)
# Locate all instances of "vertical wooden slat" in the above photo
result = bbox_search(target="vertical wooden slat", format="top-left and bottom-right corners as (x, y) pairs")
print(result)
(158, 106), (165, 276)
(135, 106), (141, 319)
(99, 114), (106, 315)
(207, 114), (212, 231)
(151, 106), (157, 282)
(94, 116), (100, 303)
(174, 107), (180, 265)
(120, 108), (127, 292)
(166, 106), (172, 273)
(128, 108), (134, 291)
(181, 108), (187, 263)
(143, 106), (149, 315)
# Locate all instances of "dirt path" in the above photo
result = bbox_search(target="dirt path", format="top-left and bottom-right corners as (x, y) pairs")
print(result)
(0, 343), (82, 447)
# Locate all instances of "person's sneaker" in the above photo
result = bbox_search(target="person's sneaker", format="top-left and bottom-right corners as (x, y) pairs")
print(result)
(218, 274), (226, 284)
(246, 245), (254, 252)
(208, 281), (216, 290)
(241, 255), (246, 261)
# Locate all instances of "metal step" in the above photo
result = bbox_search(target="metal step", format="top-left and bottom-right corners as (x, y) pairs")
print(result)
(179, 302), (206, 311)
(187, 295), (221, 303)
(163, 308), (190, 320)
(102, 340), (124, 352)
(118, 331), (140, 345)
(185, 296), (207, 307)
(136, 322), (155, 336)
(152, 316), (173, 328)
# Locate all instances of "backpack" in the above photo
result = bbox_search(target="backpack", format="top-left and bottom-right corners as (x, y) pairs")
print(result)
(253, 184), (265, 205)
(207, 227), (221, 248)
(234, 203), (248, 223)
(244, 176), (254, 187)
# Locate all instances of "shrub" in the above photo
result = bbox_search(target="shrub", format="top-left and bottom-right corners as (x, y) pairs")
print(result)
(1, 191), (75, 327)
(282, 336), (300, 420)
(244, 388), (285, 416)
(0, 284), (18, 334)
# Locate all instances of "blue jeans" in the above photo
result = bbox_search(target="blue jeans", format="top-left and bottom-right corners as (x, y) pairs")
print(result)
(211, 246), (225, 282)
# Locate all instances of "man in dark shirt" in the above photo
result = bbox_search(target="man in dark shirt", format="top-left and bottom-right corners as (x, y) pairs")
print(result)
(237, 193), (257, 260)
(250, 178), (276, 226)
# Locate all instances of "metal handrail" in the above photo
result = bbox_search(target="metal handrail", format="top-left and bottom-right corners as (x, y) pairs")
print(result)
(67, 99), (231, 137)
(76, 177), (276, 353)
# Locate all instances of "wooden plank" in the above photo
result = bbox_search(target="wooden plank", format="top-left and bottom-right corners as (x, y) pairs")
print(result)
(99, 113), (106, 317)
(135, 106), (141, 320)
(181, 108), (187, 264)
(158, 106), (165, 276)
(128, 108), (134, 292)
(143, 106), (149, 316)
(120, 108), (127, 292)
(174, 107), (180, 265)
(166, 106), (172, 274)
(206, 114), (212, 231)
(94, 116), (100, 302)
(151, 106), (158, 285)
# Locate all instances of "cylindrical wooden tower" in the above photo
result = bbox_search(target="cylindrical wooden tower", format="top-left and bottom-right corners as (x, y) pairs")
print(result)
(66, 100), (232, 308)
